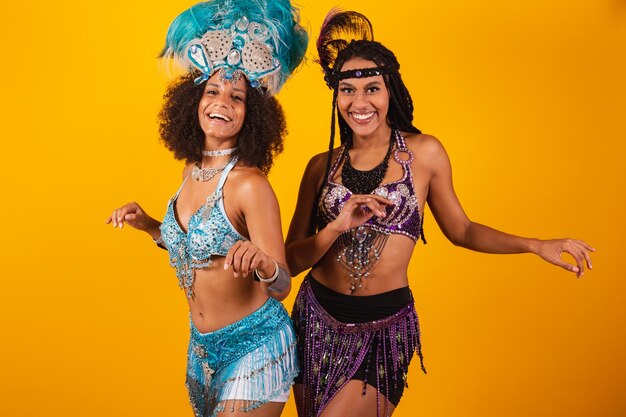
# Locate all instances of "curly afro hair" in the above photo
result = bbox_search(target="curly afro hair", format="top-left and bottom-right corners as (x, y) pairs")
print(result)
(158, 72), (287, 174)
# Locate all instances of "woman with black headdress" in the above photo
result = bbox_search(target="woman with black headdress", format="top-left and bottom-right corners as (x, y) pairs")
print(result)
(286, 10), (594, 417)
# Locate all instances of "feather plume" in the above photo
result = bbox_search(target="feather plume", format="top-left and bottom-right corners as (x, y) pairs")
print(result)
(316, 9), (374, 72)
(160, 0), (308, 94)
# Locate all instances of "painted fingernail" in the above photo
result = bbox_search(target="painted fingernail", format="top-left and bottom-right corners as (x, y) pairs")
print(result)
(224, 263), (229, 270)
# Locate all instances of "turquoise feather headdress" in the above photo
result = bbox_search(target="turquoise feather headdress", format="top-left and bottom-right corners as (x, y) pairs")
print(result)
(161, 0), (308, 95)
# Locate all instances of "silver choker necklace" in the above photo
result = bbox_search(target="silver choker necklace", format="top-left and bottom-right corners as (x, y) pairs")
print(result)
(192, 159), (231, 182)
(202, 147), (237, 157)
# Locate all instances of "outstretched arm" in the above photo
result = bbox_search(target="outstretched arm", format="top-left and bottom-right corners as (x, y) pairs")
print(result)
(423, 136), (594, 277)
(105, 165), (194, 245)
(106, 202), (162, 242)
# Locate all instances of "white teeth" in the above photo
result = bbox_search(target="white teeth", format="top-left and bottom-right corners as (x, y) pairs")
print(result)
(209, 113), (232, 122)
(352, 112), (375, 120)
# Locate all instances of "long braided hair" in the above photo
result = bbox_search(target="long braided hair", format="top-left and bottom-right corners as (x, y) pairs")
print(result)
(310, 10), (422, 232)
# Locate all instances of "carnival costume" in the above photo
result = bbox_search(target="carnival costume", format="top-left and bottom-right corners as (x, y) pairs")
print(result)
(158, 1), (307, 415)
(161, 158), (247, 299)
(291, 11), (426, 417)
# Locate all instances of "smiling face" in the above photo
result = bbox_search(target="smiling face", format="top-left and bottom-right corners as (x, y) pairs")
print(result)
(336, 57), (390, 139)
(197, 72), (247, 144)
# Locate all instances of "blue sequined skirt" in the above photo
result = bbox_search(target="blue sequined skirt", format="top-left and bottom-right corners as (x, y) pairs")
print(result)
(186, 297), (299, 417)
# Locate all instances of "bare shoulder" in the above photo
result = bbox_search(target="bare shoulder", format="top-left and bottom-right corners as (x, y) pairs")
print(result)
(229, 164), (272, 194)
(303, 147), (343, 187)
(402, 132), (449, 170)
(403, 132), (446, 155)
(308, 147), (343, 173)
(308, 151), (328, 172)
(182, 163), (194, 179)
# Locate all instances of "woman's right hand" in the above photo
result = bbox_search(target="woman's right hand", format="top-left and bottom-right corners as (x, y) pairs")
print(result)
(328, 194), (394, 234)
(106, 202), (158, 233)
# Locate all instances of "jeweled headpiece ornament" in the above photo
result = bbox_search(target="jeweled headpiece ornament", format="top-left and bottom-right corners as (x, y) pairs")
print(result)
(161, 0), (308, 95)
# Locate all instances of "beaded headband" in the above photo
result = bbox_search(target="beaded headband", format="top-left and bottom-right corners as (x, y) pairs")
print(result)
(161, 0), (308, 95)
(338, 67), (385, 80)
(325, 64), (399, 89)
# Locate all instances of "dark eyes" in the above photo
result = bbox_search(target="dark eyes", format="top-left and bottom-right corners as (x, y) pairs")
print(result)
(205, 90), (244, 102)
(339, 86), (380, 94)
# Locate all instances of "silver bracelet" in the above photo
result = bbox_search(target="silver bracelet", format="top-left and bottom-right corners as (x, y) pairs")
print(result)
(153, 234), (164, 246)
(254, 259), (279, 283)
(267, 265), (290, 293)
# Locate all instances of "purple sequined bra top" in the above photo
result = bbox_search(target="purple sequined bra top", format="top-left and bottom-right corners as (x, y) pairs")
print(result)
(318, 130), (425, 242)
(318, 130), (426, 293)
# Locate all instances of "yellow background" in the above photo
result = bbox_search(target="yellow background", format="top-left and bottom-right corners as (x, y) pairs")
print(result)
(1, 0), (624, 416)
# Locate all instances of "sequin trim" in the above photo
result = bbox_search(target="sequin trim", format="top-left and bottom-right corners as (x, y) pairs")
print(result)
(160, 158), (247, 298)
(318, 131), (424, 291)
(187, 298), (299, 416)
(292, 278), (425, 417)
(318, 130), (424, 242)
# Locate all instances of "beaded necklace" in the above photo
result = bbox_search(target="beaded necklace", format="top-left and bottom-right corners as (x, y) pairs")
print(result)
(341, 133), (394, 195)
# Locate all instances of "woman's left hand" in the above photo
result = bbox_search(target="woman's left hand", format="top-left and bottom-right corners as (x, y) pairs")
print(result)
(535, 238), (595, 278)
(223, 241), (272, 278)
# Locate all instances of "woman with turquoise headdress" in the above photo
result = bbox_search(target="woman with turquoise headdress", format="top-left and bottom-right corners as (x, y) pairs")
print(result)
(106, 1), (307, 416)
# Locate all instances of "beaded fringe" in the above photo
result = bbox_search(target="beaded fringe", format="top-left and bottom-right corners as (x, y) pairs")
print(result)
(186, 323), (298, 417)
(293, 279), (425, 417)
(336, 226), (390, 293)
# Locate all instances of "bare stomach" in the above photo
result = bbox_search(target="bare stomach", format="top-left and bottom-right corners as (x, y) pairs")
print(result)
(312, 234), (418, 295)
(185, 256), (269, 333)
